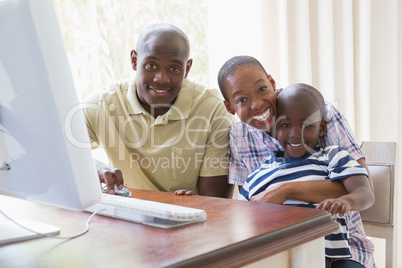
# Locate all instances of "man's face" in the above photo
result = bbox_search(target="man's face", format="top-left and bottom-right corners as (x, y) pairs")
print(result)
(223, 65), (277, 133)
(131, 35), (192, 114)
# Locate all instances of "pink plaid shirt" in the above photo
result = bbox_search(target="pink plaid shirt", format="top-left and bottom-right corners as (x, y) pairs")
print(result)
(228, 102), (375, 267)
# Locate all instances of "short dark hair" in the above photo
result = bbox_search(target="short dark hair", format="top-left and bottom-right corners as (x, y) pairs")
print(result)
(278, 83), (326, 121)
(217, 55), (269, 100)
(136, 23), (190, 59)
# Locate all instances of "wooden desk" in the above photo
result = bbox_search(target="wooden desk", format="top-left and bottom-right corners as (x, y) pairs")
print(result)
(0, 189), (338, 267)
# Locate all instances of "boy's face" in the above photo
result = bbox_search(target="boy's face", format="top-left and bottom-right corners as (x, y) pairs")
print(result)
(276, 100), (326, 158)
(223, 65), (277, 133)
(131, 35), (192, 113)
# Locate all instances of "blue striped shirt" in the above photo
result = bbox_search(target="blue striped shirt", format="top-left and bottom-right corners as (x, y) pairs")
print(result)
(239, 145), (368, 258)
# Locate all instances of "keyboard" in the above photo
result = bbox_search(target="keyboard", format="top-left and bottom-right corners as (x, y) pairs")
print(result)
(85, 194), (207, 228)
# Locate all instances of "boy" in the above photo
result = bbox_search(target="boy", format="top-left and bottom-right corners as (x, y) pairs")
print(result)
(239, 83), (374, 267)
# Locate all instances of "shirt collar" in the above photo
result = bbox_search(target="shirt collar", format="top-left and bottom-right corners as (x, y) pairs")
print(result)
(126, 78), (144, 115)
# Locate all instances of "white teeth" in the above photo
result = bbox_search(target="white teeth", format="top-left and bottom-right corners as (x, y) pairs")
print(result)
(253, 108), (271, 121)
(153, 89), (168, 93)
(290, 143), (303, 147)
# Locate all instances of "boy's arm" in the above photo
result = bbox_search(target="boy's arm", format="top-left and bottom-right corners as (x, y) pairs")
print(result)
(324, 104), (374, 191)
(316, 175), (374, 216)
(250, 179), (348, 204)
(249, 156), (373, 205)
(356, 158), (374, 191)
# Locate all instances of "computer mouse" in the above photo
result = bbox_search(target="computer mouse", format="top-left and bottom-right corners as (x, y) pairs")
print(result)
(114, 186), (132, 197)
(102, 184), (132, 197)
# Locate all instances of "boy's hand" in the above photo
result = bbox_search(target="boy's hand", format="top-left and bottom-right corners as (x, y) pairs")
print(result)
(174, 189), (196, 196)
(316, 198), (352, 217)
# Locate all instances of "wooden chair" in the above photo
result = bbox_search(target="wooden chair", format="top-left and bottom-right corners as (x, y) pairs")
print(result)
(360, 141), (396, 268)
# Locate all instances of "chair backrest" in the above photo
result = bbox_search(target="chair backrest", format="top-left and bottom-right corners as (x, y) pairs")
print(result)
(360, 141), (396, 226)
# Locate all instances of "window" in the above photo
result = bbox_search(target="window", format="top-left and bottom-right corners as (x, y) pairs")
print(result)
(54, 0), (208, 100)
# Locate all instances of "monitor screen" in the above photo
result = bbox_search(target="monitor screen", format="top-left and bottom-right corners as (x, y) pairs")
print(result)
(0, 0), (102, 242)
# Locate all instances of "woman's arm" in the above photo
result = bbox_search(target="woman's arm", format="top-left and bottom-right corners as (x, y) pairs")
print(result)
(250, 179), (348, 204)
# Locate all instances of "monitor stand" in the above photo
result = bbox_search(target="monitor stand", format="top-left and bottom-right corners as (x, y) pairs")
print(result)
(0, 216), (60, 245)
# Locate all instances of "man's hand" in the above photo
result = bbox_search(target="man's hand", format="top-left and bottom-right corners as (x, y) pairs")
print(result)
(94, 159), (125, 194)
(174, 189), (196, 196)
(316, 198), (352, 217)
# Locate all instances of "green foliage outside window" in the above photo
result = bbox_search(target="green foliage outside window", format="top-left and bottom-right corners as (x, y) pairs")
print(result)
(54, 0), (209, 100)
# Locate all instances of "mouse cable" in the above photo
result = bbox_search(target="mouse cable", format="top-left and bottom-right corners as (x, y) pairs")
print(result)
(0, 208), (105, 240)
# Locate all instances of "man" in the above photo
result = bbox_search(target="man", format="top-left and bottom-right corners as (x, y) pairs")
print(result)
(83, 23), (234, 198)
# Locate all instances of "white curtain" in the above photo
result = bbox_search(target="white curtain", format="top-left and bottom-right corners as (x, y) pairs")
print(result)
(208, 0), (401, 266)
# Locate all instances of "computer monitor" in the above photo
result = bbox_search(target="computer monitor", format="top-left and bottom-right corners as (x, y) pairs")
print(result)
(0, 0), (102, 243)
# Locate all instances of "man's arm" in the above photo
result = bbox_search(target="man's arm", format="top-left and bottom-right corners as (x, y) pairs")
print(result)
(250, 179), (348, 204)
(82, 94), (126, 194)
(198, 175), (234, 198)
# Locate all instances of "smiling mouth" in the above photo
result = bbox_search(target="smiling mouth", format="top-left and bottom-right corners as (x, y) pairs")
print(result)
(252, 108), (271, 121)
(153, 89), (168, 93)
(289, 143), (303, 147)
(149, 86), (171, 94)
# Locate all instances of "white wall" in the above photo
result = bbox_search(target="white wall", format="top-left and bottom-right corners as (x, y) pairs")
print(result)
(206, 0), (265, 89)
(207, 1), (401, 267)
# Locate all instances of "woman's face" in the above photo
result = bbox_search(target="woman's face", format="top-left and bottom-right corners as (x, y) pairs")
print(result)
(223, 65), (277, 133)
